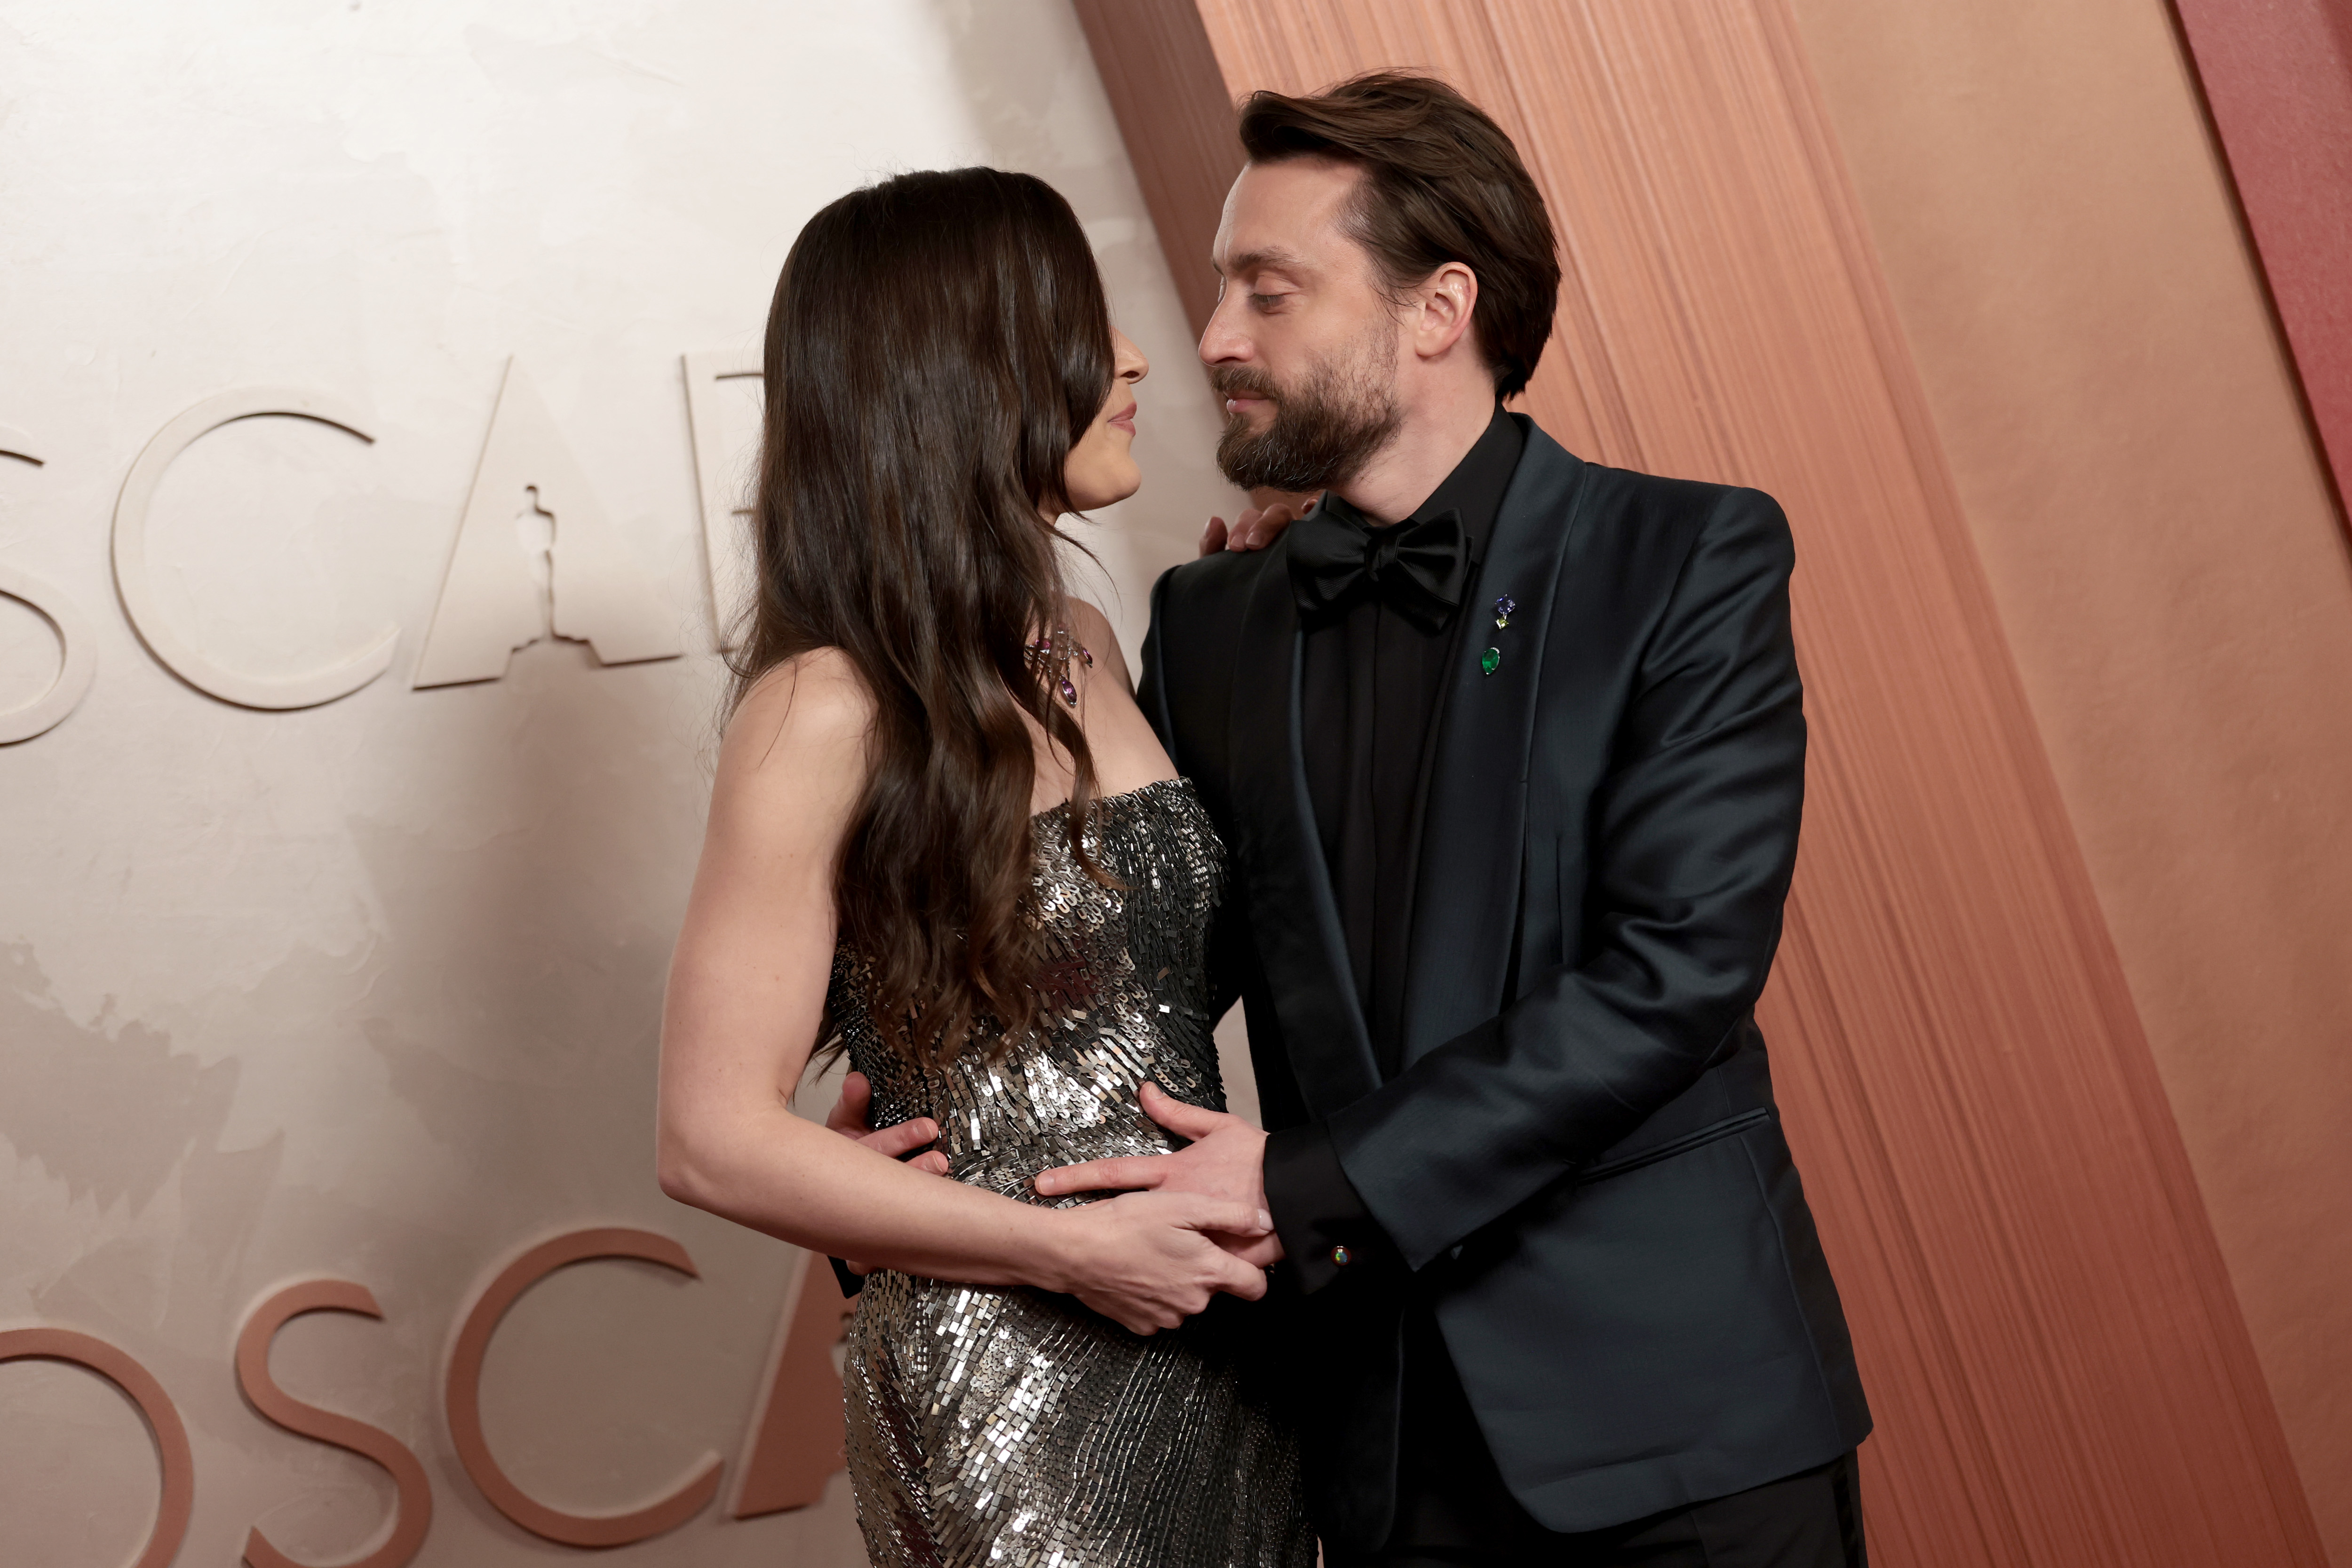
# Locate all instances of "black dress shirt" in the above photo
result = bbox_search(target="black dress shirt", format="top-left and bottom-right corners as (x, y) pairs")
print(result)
(1264, 406), (1525, 1289)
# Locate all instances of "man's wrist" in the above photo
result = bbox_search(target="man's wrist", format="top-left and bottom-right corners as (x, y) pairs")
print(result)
(1263, 1120), (1390, 1293)
(1240, 1124), (1271, 1208)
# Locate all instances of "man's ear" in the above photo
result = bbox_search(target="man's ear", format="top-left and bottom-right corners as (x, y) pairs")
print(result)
(1412, 261), (1480, 361)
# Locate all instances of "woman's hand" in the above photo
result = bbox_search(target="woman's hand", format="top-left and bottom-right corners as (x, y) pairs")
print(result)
(821, 1068), (1261, 1321)
(825, 1070), (949, 1274)
(1042, 1190), (1273, 1335)
(1033, 1082), (1280, 1268)
(1199, 495), (1312, 554)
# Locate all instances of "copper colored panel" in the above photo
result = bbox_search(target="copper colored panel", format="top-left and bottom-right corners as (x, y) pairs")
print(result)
(1069, 0), (1244, 338)
(2170, 0), (2352, 517)
(1779, 0), (2352, 1551)
(0, 1327), (194, 1568)
(235, 1280), (432, 1568)
(1076, 2), (2328, 1562)
(442, 1227), (723, 1547)
(731, 1253), (858, 1518)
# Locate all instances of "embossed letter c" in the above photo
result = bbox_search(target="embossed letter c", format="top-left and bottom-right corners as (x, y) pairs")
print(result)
(111, 390), (396, 710)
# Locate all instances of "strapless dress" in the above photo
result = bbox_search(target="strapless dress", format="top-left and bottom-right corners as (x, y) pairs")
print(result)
(829, 777), (1315, 1568)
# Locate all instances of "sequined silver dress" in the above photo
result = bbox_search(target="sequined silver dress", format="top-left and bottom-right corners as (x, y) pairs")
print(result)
(829, 777), (1315, 1568)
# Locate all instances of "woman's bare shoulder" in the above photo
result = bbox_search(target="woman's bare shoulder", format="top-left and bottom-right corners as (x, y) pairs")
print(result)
(1067, 599), (1134, 690)
(731, 648), (870, 740)
(717, 648), (874, 804)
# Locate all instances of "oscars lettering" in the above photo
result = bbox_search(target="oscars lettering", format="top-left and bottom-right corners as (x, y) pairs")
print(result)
(1, 1232), (854, 1565)
(0, 353), (762, 742)
(1, 355), (847, 1552)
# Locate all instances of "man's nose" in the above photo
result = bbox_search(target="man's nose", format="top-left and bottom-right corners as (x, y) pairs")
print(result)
(1197, 294), (1251, 366)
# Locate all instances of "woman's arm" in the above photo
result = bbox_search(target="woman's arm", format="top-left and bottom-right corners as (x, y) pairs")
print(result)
(655, 651), (1268, 1334)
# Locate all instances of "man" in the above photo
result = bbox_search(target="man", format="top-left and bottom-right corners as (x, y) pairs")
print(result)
(1036, 73), (1871, 1566)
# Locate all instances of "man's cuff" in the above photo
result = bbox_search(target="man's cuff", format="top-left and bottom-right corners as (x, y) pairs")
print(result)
(1263, 1121), (1393, 1294)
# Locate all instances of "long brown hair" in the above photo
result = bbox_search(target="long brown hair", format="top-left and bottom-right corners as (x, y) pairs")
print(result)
(730, 168), (1112, 1066)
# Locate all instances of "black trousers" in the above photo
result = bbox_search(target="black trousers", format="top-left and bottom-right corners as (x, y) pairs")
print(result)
(1329, 1310), (1867, 1568)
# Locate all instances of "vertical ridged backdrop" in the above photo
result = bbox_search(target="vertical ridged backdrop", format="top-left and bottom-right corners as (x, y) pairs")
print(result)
(1069, 1), (2329, 1562)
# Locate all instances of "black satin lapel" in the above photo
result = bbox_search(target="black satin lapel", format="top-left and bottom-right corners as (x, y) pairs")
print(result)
(1401, 426), (1591, 1062)
(1228, 541), (1380, 1116)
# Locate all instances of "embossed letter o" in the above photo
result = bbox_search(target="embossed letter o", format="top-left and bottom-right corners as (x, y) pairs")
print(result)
(0, 1327), (194, 1568)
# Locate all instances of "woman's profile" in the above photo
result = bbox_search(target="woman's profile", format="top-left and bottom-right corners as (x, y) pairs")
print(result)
(655, 167), (1314, 1567)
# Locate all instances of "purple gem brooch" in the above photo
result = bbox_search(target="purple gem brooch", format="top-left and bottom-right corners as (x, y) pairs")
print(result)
(1026, 627), (1093, 708)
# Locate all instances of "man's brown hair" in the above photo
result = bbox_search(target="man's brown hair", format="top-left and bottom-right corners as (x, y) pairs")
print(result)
(1237, 72), (1560, 398)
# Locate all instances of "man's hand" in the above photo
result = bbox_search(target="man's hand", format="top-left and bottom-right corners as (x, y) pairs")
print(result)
(1199, 497), (1310, 555)
(825, 1069), (951, 1172)
(825, 1070), (949, 1274)
(1034, 1083), (1283, 1268)
(1044, 1190), (1273, 1334)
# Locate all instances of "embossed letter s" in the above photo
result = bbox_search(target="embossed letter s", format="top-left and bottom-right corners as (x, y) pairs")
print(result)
(236, 1281), (433, 1568)
(0, 426), (99, 743)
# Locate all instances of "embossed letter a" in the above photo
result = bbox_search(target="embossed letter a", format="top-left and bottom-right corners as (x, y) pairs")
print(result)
(413, 361), (681, 687)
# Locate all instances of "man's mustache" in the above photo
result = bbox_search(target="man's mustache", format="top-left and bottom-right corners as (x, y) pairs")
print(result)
(1208, 366), (1281, 404)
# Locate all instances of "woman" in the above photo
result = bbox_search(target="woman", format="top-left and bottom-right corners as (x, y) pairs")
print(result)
(655, 168), (1315, 1567)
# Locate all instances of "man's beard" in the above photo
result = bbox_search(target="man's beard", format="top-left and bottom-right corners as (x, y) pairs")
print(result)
(1212, 327), (1403, 493)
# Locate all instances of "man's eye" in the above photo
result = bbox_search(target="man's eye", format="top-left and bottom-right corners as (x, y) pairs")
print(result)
(1250, 293), (1287, 311)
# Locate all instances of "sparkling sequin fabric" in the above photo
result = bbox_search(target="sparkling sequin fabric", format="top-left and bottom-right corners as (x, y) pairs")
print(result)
(829, 777), (1314, 1568)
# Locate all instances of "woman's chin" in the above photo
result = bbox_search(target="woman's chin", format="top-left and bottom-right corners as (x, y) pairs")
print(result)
(1065, 466), (1143, 513)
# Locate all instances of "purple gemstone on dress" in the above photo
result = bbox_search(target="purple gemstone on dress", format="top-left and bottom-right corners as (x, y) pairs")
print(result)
(1494, 594), (1516, 616)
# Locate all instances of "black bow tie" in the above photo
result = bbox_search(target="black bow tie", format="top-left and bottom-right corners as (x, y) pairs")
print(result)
(1286, 501), (1470, 634)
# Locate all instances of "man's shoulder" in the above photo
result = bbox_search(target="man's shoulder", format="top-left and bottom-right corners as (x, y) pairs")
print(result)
(1141, 542), (1279, 760)
(1152, 540), (1282, 635)
(1517, 427), (1788, 570)
(1562, 450), (1779, 533)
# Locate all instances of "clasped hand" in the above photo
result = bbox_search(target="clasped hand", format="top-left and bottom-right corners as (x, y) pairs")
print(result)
(823, 1075), (1279, 1336)
(1032, 1082), (1283, 1270)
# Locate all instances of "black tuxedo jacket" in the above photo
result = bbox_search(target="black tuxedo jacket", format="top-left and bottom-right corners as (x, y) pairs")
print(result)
(1138, 420), (1870, 1548)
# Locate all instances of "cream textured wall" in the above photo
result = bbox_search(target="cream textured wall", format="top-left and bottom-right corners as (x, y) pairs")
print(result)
(0, 2), (1240, 1562)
